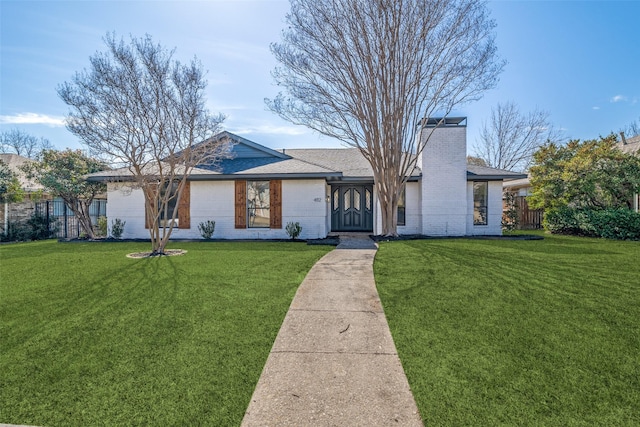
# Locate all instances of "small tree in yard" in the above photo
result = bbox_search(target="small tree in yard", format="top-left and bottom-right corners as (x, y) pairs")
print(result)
(59, 33), (229, 255)
(0, 160), (24, 204)
(268, 0), (504, 236)
(529, 135), (640, 211)
(22, 149), (107, 239)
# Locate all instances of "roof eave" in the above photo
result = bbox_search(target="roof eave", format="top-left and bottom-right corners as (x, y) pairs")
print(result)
(467, 172), (527, 181)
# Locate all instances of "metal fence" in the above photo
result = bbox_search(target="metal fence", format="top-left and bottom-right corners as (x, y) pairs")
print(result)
(35, 199), (107, 239)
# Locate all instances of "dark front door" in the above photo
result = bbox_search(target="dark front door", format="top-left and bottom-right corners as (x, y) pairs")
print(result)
(331, 185), (373, 232)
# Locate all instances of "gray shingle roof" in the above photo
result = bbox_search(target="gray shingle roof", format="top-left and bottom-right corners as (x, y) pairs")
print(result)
(86, 133), (526, 182)
(285, 148), (422, 179)
(466, 164), (527, 181)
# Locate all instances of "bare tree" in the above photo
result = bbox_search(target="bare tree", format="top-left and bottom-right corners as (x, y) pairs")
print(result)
(58, 33), (229, 254)
(0, 129), (54, 158)
(467, 155), (488, 167)
(268, 0), (504, 236)
(620, 116), (640, 138)
(473, 102), (561, 172)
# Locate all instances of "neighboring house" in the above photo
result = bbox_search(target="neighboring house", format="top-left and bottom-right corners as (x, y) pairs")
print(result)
(88, 117), (526, 239)
(618, 133), (640, 211)
(0, 153), (46, 234)
(0, 153), (107, 238)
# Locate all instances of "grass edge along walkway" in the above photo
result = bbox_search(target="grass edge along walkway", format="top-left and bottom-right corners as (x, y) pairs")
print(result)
(375, 233), (640, 426)
(0, 240), (331, 426)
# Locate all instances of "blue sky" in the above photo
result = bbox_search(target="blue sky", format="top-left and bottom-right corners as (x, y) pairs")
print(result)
(1, 0), (639, 155)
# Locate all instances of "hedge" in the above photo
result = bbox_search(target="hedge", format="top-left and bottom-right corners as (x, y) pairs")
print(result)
(543, 207), (640, 240)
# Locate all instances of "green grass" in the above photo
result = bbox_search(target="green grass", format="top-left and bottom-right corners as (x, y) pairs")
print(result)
(0, 240), (331, 426)
(375, 233), (640, 426)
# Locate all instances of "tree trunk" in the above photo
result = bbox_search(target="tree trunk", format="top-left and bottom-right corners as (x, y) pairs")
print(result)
(66, 199), (95, 239)
(373, 171), (400, 237)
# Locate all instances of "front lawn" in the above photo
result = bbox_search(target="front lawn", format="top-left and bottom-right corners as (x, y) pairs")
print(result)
(0, 240), (331, 426)
(375, 233), (639, 426)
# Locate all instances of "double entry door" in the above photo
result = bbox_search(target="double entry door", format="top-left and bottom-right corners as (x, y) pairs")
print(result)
(330, 185), (373, 232)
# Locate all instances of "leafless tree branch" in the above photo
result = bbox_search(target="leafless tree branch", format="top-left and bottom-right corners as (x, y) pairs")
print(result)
(58, 33), (229, 253)
(473, 101), (563, 172)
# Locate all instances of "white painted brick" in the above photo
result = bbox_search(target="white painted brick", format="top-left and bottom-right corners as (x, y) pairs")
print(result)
(418, 125), (468, 236)
(106, 179), (329, 240)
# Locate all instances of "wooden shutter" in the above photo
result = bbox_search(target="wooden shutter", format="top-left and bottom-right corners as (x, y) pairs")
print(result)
(270, 179), (282, 229)
(235, 180), (247, 228)
(144, 185), (158, 229)
(178, 181), (190, 229)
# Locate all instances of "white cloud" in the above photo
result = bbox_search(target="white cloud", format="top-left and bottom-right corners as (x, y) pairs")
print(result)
(229, 124), (308, 136)
(592, 106), (600, 110)
(610, 95), (627, 103)
(0, 113), (65, 127)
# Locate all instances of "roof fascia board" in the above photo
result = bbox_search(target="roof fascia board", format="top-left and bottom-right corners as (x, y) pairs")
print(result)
(466, 172), (527, 181)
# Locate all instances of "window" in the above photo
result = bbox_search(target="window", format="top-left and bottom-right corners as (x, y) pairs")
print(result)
(235, 180), (282, 229)
(160, 181), (180, 227)
(397, 187), (406, 226)
(145, 181), (190, 229)
(247, 180), (270, 228)
(473, 181), (488, 225)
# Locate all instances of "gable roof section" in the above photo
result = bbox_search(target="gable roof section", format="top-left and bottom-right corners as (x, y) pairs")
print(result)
(87, 132), (341, 181)
(210, 131), (290, 159)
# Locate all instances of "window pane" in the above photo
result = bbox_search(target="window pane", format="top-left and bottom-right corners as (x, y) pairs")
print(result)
(248, 180), (270, 228)
(365, 189), (371, 211)
(354, 189), (361, 211)
(160, 181), (179, 226)
(397, 187), (406, 226)
(397, 208), (406, 226)
(473, 181), (488, 225)
(333, 189), (339, 212)
(344, 190), (350, 210)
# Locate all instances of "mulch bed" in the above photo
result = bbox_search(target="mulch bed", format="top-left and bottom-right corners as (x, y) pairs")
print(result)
(126, 249), (187, 259)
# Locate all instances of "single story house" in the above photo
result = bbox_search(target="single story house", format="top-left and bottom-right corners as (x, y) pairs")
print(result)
(88, 117), (526, 239)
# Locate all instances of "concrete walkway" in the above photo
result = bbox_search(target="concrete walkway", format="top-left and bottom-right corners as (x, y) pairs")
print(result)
(241, 235), (423, 426)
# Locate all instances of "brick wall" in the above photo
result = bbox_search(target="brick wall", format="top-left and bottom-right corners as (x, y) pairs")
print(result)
(418, 124), (468, 236)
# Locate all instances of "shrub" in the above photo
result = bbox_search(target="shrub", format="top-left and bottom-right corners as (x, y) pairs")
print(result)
(198, 220), (216, 239)
(27, 212), (56, 240)
(502, 191), (519, 231)
(1, 220), (31, 242)
(1, 213), (57, 242)
(97, 216), (108, 237)
(110, 218), (126, 239)
(285, 221), (302, 240)
(544, 207), (640, 240)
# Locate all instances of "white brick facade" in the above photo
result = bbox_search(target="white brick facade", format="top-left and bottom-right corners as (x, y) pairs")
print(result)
(107, 179), (329, 240)
(417, 124), (469, 236)
(102, 126), (513, 240)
